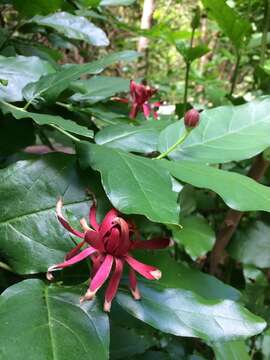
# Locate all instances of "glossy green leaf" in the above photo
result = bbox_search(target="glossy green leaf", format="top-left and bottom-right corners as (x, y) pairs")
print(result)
(70, 76), (130, 103)
(0, 102), (93, 139)
(32, 12), (109, 46)
(229, 221), (270, 268)
(110, 325), (156, 359)
(212, 341), (250, 360)
(136, 251), (240, 301)
(77, 143), (179, 225)
(158, 97), (270, 163)
(23, 50), (140, 104)
(0, 55), (55, 102)
(0, 154), (91, 274)
(13, 0), (63, 17)
(170, 216), (215, 259)
(202, 0), (251, 49)
(161, 160), (270, 212)
(117, 281), (266, 341)
(0, 279), (109, 359)
(95, 120), (172, 153)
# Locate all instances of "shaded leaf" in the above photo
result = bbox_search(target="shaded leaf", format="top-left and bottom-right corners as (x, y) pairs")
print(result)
(158, 97), (270, 163)
(32, 12), (109, 46)
(116, 281), (266, 341)
(0, 279), (109, 359)
(170, 216), (215, 259)
(13, 0), (63, 17)
(176, 43), (209, 62)
(23, 50), (140, 104)
(202, 0), (251, 49)
(212, 341), (250, 360)
(161, 160), (270, 212)
(0, 102), (93, 139)
(136, 251), (240, 301)
(229, 221), (270, 268)
(77, 143), (179, 225)
(0, 55), (55, 102)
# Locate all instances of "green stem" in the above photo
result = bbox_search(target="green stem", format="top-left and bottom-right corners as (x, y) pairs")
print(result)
(156, 129), (190, 160)
(229, 51), (241, 96)
(48, 124), (80, 143)
(260, 0), (270, 66)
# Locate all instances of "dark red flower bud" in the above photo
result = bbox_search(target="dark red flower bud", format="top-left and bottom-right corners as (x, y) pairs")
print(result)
(184, 108), (200, 129)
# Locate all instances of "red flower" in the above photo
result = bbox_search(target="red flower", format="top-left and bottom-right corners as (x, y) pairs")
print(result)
(47, 199), (171, 312)
(116, 80), (161, 119)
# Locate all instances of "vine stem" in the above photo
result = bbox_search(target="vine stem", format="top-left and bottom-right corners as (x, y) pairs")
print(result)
(156, 129), (190, 160)
(0, 261), (12, 272)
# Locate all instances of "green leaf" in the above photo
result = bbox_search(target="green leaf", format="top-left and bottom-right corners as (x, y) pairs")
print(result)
(229, 221), (270, 268)
(161, 160), (270, 212)
(135, 251), (240, 301)
(212, 341), (250, 360)
(77, 143), (179, 225)
(0, 102), (93, 139)
(13, 0), (63, 17)
(116, 281), (266, 341)
(70, 76), (130, 103)
(0, 279), (109, 359)
(158, 97), (270, 163)
(95, 120), (172, 153)
(23, 50), (140, 104)
(0, 55), (55, 102)
(202, 0), (251, 49)
(176, 43), (209, 62)
(170, 216), (215, 260)
(32, 12), (109, 46)
(110, 325), (156, 359)
(262, 329), (270, 360)
(0, 154), (91, 274)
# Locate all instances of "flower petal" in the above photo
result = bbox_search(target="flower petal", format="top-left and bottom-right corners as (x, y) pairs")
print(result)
(129, 102), (139, 119)
(84, 254), (114, 300)
(48, 246), (96, 272)
(105, 227), (120, 254)
(104, 258), (124, 312)
(129, 268), (141, 300)
(132, 237), (171, 250)
(125, 255), (162, 280)
(56, 198), (84, 238)
(89, 203), (99, 231)
(85, 230), (104, 252)
(114, 217), (131, 255)
(99, 209), (119, 238)
(142, 103), (151, 118)
(65, 241), (85, 260)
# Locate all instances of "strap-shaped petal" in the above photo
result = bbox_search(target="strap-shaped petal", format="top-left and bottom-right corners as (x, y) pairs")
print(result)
(85, 230), (104, 252)
(48, 246), (96, 272)
(104, 258), (124, 312)
(99, 209), (119, 238)
(125, 255), (161, 280)
(56, 198), (84, 238)
(89, 254), (114, 293)
(65, 241), (85, 260)
(129, 267), (141, 300)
